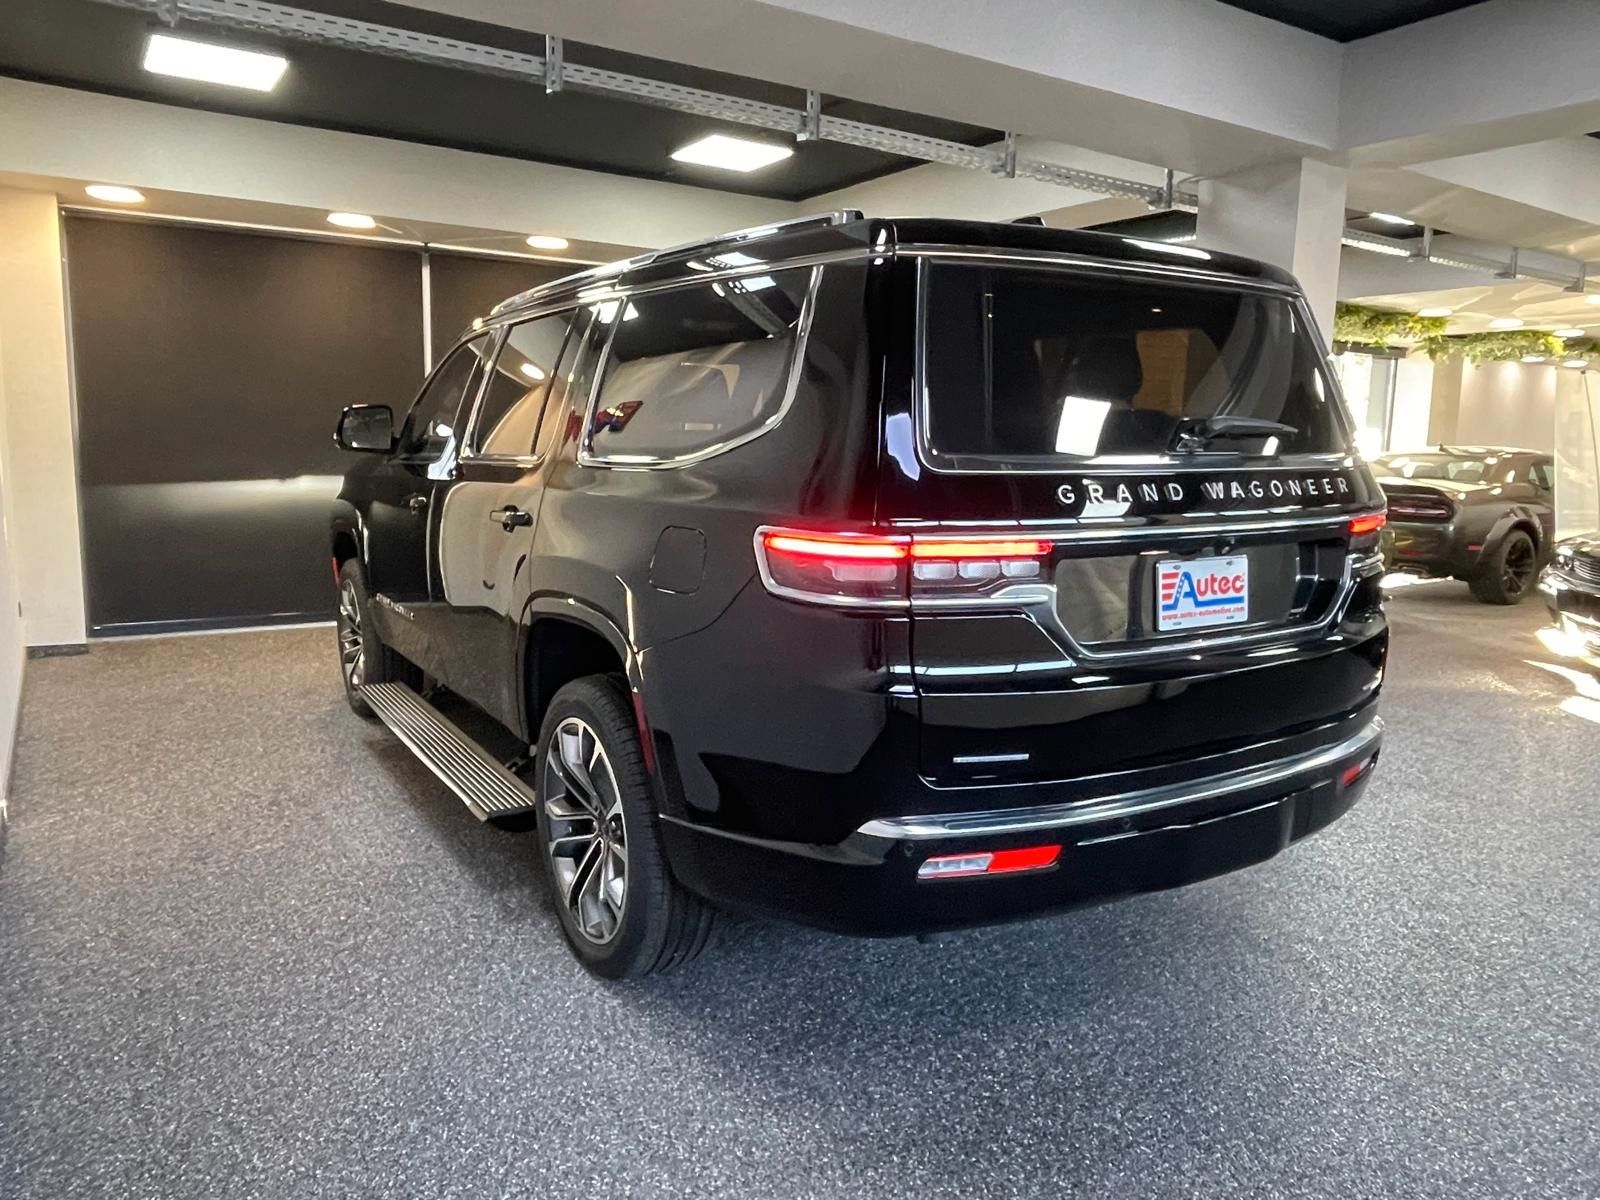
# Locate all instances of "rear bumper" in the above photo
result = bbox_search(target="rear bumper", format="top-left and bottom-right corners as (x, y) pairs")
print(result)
(1383, 520), (1474, 576)
(659, 715), (1382, 936)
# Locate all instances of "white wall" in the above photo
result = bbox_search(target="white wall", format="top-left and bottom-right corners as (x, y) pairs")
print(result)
(1453, 359), (1558, 452)
(0, 187), (85, 648)
(0, 273), (26, 818)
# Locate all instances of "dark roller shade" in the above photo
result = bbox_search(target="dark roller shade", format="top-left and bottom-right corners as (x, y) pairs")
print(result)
(66, 215), (425, 634)
(428, 252), (571, 353)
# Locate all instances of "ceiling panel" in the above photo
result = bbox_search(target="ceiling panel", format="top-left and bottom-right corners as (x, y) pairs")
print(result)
(0, 0), (1002, 202)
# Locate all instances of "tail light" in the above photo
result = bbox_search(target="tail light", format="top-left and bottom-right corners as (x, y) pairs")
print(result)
(755, 526), (1054, 608)
(1348, 510), (1386, 552)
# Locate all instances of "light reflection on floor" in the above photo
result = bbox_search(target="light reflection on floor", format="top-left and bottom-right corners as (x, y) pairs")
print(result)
(1527, 626), (1600, 724)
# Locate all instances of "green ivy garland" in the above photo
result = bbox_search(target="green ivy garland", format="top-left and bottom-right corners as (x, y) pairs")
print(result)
(1334, 302), (1574, 363)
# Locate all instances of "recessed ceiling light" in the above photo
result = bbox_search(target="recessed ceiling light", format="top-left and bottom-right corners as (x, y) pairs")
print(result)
(1521, 354), (1547, 363)
(327, 212), (376, 230)
(526, 235), (569, 251)
(519, 362), (546, 380)
(1416, 306), (1452, 318)
(1488, 317), (1524, 330)
(1564, 358), (1589, 369)
(143, 33), (288, 92)
(670, 134), (794, 173)
(1368, 212), (1412, 226)
(1554, 327), (1586, 338)
(85, 184), (145, 204)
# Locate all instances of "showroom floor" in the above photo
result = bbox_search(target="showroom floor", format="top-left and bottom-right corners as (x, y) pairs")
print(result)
(2, 587), (1597, 1199)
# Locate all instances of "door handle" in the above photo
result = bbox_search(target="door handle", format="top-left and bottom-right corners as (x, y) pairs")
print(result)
(490, 505), (533, 531)
(407, 494), (429, 514)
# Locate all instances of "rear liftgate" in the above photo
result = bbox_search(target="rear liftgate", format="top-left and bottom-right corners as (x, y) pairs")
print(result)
(361, 681), (539, 820)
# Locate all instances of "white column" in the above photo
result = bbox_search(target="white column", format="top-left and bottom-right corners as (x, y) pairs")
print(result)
(0, 187), (87, 648)
(1197, 158), (1348, 345)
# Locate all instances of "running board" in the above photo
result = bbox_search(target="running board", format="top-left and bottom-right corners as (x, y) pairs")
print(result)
(360, 681), (538, 821)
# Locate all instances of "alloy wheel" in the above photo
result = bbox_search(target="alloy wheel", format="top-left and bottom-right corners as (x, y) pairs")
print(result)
(542, 717), (628, 945)
(337, 579), (365, 690)
(1503, 539), (1535, 596)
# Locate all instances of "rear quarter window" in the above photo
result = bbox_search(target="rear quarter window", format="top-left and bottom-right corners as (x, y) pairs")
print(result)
(583, 267), (814, 465)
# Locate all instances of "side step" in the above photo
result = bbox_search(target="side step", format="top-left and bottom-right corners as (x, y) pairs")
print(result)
(360, 681), (538, 821)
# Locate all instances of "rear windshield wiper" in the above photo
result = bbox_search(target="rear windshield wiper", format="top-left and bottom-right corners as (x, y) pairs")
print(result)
(1172, 415), (1298, 452)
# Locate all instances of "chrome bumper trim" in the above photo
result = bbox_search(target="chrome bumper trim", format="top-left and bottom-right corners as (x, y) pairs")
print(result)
(857, 717), (1383, 841)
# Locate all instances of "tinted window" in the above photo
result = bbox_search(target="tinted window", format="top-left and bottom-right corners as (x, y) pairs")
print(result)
(586, 268), (811, 463)
(398, 336), (489, 462)
(1531, 459), (1555, 491)
(920, 262), (1346, 464)
(1376, 452), (1518, 484)
(473, 310), (578, 457)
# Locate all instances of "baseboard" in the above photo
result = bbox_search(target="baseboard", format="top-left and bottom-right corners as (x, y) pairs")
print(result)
(27, 643), (88, 659)
(91, 611), (335, 638)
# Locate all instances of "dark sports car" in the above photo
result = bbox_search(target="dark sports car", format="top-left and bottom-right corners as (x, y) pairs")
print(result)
(1375, 447), (1555, 604)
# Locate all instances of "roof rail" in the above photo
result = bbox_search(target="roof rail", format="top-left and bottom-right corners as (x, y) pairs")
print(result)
(489, 210), (864, 318)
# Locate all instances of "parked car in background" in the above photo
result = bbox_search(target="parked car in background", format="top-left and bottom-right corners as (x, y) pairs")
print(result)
(330, 213), (1388, 978)
(1539, 535), (1600, 661)
(1375, 447), (1555, 604)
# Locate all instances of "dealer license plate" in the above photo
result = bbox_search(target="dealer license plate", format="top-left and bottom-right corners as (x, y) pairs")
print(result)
(1156, 555), (1250, 632)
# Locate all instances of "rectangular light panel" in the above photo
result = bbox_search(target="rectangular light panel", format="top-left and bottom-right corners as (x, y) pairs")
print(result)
(143, 33), (289, 92)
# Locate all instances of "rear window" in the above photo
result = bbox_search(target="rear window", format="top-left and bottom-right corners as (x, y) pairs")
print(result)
(919, 262), (1347, 466)
(584, 267), (813, 464)
(1375, 453), (1516, 485)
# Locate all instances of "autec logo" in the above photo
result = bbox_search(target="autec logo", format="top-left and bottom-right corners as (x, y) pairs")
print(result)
(1159, 566), (1245, 614)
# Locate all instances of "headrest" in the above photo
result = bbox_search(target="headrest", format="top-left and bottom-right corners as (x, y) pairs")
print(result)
(1061, 336), (1143, 405)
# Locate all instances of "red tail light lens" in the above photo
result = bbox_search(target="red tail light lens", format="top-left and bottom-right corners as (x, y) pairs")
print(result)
(755, 530), (910, 604)
(1348, 510), (1386, 551)
(755, 527), (1056, 607)
(918, 843), (1061, 880)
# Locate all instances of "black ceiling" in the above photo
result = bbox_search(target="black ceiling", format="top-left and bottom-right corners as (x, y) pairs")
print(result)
(1217, 0), (1488, 40)
(0, 0), (1001, 202)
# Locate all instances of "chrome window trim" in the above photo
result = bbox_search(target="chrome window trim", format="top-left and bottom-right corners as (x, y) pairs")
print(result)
(575, 264), (824, 472)
(856, 718), (1384, 840)
(489, 212), (862, 319)
(907, 252), (1358, 477)
(458, 305), (596, 463)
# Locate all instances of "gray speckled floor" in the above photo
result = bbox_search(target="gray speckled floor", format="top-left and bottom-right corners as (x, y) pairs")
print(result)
(2, 587), (1598, 1199)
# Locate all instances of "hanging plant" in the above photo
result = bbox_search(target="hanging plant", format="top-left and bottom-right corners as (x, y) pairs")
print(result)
(1334, 303), (1449, 356)
(1453, 330), (1565, 363)
(1335, 302), (1570, 362)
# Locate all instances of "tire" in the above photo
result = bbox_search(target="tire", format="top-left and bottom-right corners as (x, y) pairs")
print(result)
(335, 559), (401, 716)
(1469, 529), (1537, 605)
(534, 675), (717, 979)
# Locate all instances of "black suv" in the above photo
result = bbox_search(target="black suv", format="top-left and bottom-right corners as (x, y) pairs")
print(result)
(331, 213), (1388, 978)
(1375, 447), (1555, 604)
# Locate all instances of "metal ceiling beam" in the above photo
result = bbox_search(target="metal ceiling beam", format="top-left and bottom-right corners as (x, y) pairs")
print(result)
(75, 0), (1600, 293)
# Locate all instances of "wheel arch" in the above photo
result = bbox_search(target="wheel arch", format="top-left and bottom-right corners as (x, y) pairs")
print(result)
(518, 599), (642, 746)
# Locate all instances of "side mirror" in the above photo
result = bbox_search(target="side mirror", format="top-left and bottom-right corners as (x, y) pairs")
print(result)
(336, 405), (394, 453)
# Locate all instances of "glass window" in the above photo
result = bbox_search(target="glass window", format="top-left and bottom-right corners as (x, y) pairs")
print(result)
(473, 310), (580, 457)
(1374, 452), (1518, 485)
(585, 268), (812, 463)
(397, 336), (490, 462)
(1531, 459), (1555, 491)
(920, 262), (1347, 465)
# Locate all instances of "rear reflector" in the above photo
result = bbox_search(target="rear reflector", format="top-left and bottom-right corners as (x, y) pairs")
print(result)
(1339, 757), (1376, 788)
(918, 843), (1061, 880)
